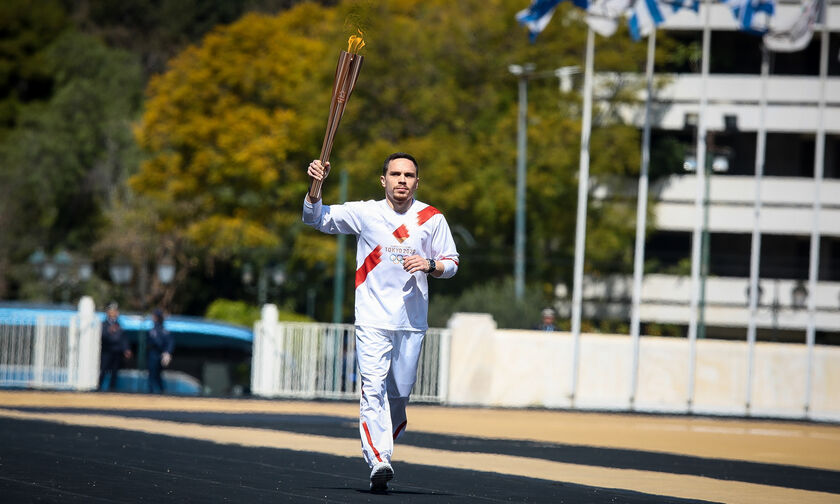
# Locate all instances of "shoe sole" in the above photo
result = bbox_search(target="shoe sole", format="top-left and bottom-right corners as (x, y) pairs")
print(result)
(370, 465), (394, 492)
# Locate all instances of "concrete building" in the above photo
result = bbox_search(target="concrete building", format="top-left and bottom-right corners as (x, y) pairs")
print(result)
(580, 1), (840, 343)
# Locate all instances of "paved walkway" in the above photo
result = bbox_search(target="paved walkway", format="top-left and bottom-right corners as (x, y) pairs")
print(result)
(1, 391), (838, 503)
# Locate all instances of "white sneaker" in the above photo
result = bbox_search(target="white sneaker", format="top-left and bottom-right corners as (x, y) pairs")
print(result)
(369, 461), (394, 492)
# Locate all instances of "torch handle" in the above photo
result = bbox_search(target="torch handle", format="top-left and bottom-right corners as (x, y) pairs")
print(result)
(308, 151), (330, 200)
(310, 51), (363, 201)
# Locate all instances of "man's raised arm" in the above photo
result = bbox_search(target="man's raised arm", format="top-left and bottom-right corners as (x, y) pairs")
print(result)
(306, 159), (330, 204)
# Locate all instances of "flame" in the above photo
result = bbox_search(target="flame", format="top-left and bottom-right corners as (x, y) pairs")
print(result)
(347, 30), (365, 54)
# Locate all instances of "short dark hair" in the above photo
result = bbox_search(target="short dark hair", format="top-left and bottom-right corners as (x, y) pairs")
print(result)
(382, 152), (419, 176)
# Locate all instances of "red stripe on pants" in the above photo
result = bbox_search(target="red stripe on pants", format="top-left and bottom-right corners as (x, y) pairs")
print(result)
(355, 245), (383, 288)
(393, 420), (407, 440)
(362, 421), (383, 462)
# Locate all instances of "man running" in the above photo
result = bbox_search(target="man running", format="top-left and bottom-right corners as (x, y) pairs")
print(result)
(302, 153), (459, 492)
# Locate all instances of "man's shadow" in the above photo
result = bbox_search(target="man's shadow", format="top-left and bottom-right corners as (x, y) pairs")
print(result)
(312, 487), (452, 496)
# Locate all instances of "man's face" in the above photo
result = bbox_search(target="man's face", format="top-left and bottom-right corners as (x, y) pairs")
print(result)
(381, 158), (419, 204)
(107, 308), (118, 319)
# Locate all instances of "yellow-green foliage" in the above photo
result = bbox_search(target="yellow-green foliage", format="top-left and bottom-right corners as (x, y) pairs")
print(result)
(133, 0), (666, 281)
(205, 298), (312, 327)
(132, 4), (338, 258)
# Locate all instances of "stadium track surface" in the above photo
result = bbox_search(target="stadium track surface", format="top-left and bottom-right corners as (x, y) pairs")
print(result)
(1, 391), (838, 503)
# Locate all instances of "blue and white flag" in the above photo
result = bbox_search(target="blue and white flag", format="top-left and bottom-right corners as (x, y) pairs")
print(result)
(720, 0), (776, 35)
(516, 0), (590, 41)
(627, 0), (699, 40)
(764, 0), (823, 51)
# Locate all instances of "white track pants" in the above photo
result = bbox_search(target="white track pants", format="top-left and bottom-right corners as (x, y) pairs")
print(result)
(356, 325), (425, 468)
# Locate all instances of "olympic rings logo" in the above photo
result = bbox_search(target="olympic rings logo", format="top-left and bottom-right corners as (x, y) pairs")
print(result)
(390, 254), (406, 264)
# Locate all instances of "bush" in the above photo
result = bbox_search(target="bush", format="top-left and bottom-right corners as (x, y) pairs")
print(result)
(205, 299), (312, 327)
(428, 277), (552, 330)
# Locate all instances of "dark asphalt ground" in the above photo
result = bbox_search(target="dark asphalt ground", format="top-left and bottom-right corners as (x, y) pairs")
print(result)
(9, 407), (839, 495)
(0, 414), (726, 504)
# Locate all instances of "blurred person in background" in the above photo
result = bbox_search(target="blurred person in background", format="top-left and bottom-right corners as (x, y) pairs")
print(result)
(98, 302), (131, 391)
(146, 308), (174, 394)
(535, 307), (557, 332)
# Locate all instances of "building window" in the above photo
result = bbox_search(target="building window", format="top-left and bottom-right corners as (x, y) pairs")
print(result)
(708, 233), (751, 277)
(821, 237), (840, 282)
(760, 234), (810, 280)
(826, 135), (840, 179)
(660, 30), (838, 76)
(774, 31), (840, 76)
(645, 231), (691, 274)
(765, 133), (815, 178)
(710, 31), (762, 74)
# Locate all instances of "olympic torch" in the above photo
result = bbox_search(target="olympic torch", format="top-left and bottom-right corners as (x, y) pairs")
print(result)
(309, 32), (365, 200)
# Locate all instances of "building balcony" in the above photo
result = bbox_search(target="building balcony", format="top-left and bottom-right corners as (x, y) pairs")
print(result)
(653, 175), (840, 236)
(567, 274), (840, 334)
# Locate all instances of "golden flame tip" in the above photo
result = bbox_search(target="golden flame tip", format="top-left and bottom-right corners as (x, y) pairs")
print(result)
(347, 28), (365, 54)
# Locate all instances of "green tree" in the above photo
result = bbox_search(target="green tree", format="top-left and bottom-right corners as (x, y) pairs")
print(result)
(0, 30), (143, 299)
(131, 5), (335, 260)
(72, 0), (312, 76)
(131, 0), (675, 320)
(0, 0), (68, 135)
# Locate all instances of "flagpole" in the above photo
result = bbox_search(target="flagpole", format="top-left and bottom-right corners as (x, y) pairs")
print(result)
(746, 45), (769, 415)
(570, 26), (594, 408)
(805, 7), (828, 418)
(629, 29), (656, 410)
(687, 0), (712, 413)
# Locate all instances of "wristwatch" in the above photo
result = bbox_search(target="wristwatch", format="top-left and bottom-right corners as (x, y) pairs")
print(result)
(426, 258), (436, 274)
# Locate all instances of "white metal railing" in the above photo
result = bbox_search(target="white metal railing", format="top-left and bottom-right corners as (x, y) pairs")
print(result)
(0, 297), (100, 390)
(414, 326), (450, 403)
(251, 305), (449, 403)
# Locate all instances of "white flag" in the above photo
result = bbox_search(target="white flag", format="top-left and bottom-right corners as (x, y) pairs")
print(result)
(586, 0), (633, 37)
(764, 0), (824, 52)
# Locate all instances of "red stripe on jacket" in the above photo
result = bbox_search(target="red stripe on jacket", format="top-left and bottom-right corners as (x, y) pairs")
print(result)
(392, 224), (409, 243)
(416, 206), (441, 226)
(355, 245), (383, 288)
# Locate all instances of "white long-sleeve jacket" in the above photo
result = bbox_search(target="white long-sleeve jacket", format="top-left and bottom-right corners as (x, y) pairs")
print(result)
(303, 198), (459, 330)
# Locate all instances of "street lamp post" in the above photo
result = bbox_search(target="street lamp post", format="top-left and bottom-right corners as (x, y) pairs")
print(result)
(554, 66), (580, 93)
(508, 63), (535, 301)
(503, 64), (580, 302)
(156, 258), (176, 286)
(684, 132), (730, 340)
(28, 249), (92, 303)
(109, 259), (134, 286)
(242, 262), (285, 307)
(792, 282), (808, 310)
